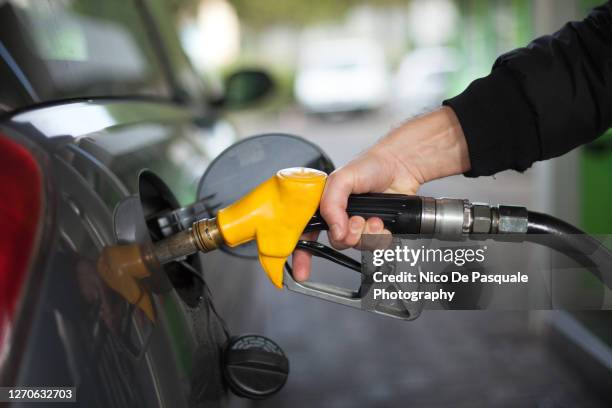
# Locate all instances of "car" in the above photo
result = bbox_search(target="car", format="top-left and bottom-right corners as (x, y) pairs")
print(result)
(0, 1), (276, 406)
(293, 38), (389, 114)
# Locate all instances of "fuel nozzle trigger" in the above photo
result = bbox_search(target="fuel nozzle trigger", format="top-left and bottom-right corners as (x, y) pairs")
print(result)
(282, 240), (423, 321)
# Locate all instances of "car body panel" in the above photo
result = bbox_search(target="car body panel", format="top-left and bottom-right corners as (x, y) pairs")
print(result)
(0, 0), (263, 405)
(1, 94), (261, 406)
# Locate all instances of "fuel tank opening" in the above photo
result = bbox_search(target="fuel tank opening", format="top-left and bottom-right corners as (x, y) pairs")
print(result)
(139, 171), (204, 308)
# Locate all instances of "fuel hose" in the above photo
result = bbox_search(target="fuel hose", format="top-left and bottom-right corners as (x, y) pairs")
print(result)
(305, 195), (612, 290)
(526, 211), (612, 290)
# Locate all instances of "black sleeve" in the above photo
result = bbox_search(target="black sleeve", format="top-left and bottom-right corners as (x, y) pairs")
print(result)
(443, 1), (612, 177)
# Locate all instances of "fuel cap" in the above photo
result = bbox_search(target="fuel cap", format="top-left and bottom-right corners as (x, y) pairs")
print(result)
(223, 334), (289, 399)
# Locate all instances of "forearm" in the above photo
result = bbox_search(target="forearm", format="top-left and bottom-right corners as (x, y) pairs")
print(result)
(375, 107), (471, 184)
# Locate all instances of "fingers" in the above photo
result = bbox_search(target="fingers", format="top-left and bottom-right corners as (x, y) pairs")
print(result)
(320, 170), (355, 243)
(329, 215), (392, 250)
(319, 152), (397, 250)
(365, 216), (384, 233)
(329, 216), (366, 250)
(359, 217), (393, 250)
(291, 231), (319, 282)
(291, 249), (312, 282)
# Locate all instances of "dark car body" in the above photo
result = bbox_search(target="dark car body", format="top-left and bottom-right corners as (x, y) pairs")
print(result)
(0, 1), (263, 406)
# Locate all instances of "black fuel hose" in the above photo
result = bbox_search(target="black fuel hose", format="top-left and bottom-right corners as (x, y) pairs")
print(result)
(304, 198), (612, 289)
(527, 211), (585, 235)
(526, 211), (612, 290)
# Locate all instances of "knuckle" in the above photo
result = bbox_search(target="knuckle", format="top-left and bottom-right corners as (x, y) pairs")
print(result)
(329, 237), (348, 250)
(327, 169), (351, 190)
(323, 173), (339, 191)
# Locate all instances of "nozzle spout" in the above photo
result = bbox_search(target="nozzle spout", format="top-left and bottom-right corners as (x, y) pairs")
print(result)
(153, 217), (223, 263)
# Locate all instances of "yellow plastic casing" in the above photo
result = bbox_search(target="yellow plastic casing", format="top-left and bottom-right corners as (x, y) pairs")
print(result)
(216, 167), (327, 288)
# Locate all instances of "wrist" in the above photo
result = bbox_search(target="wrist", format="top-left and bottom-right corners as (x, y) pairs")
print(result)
(377, 106), (470, 183)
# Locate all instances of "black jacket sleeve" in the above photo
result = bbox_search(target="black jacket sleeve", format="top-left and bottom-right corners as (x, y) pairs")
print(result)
(443, 1), (612, 177)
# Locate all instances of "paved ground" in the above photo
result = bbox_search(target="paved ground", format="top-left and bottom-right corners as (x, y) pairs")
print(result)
(228, 108), (605, 407)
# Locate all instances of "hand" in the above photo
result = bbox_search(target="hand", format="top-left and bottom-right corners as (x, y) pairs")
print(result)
(291, 106), (471, 282)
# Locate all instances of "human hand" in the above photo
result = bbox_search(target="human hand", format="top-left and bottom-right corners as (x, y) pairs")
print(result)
(292, 106), (470, 282)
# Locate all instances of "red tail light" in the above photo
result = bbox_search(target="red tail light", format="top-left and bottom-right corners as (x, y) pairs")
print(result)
(0, 134), (42, 360)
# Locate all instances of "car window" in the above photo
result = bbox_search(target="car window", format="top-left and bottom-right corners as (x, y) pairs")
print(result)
(0, 0), (172, 108)
(144, 0), (211, 105)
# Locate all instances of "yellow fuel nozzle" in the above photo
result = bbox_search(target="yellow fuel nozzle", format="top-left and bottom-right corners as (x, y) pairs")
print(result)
(216, 167), (327, 288)
(98, 167), (327, 298)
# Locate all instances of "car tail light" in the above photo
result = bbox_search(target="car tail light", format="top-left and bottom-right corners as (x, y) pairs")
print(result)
(0, 134), (42, 361)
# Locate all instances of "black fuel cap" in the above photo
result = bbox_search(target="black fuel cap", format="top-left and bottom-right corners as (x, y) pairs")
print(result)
(223, 334), (289, 399)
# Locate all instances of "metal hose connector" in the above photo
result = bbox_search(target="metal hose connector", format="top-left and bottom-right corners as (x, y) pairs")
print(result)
(421, 197), (529, 237)
(193, 218), (224, 252)
(153, 217), (222, 264)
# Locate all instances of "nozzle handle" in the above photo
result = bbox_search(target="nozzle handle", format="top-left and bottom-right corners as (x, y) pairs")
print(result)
(306, 193), (422, 234)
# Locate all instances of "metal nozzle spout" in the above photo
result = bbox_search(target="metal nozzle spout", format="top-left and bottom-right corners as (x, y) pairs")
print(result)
(153, 217), (223, 264)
